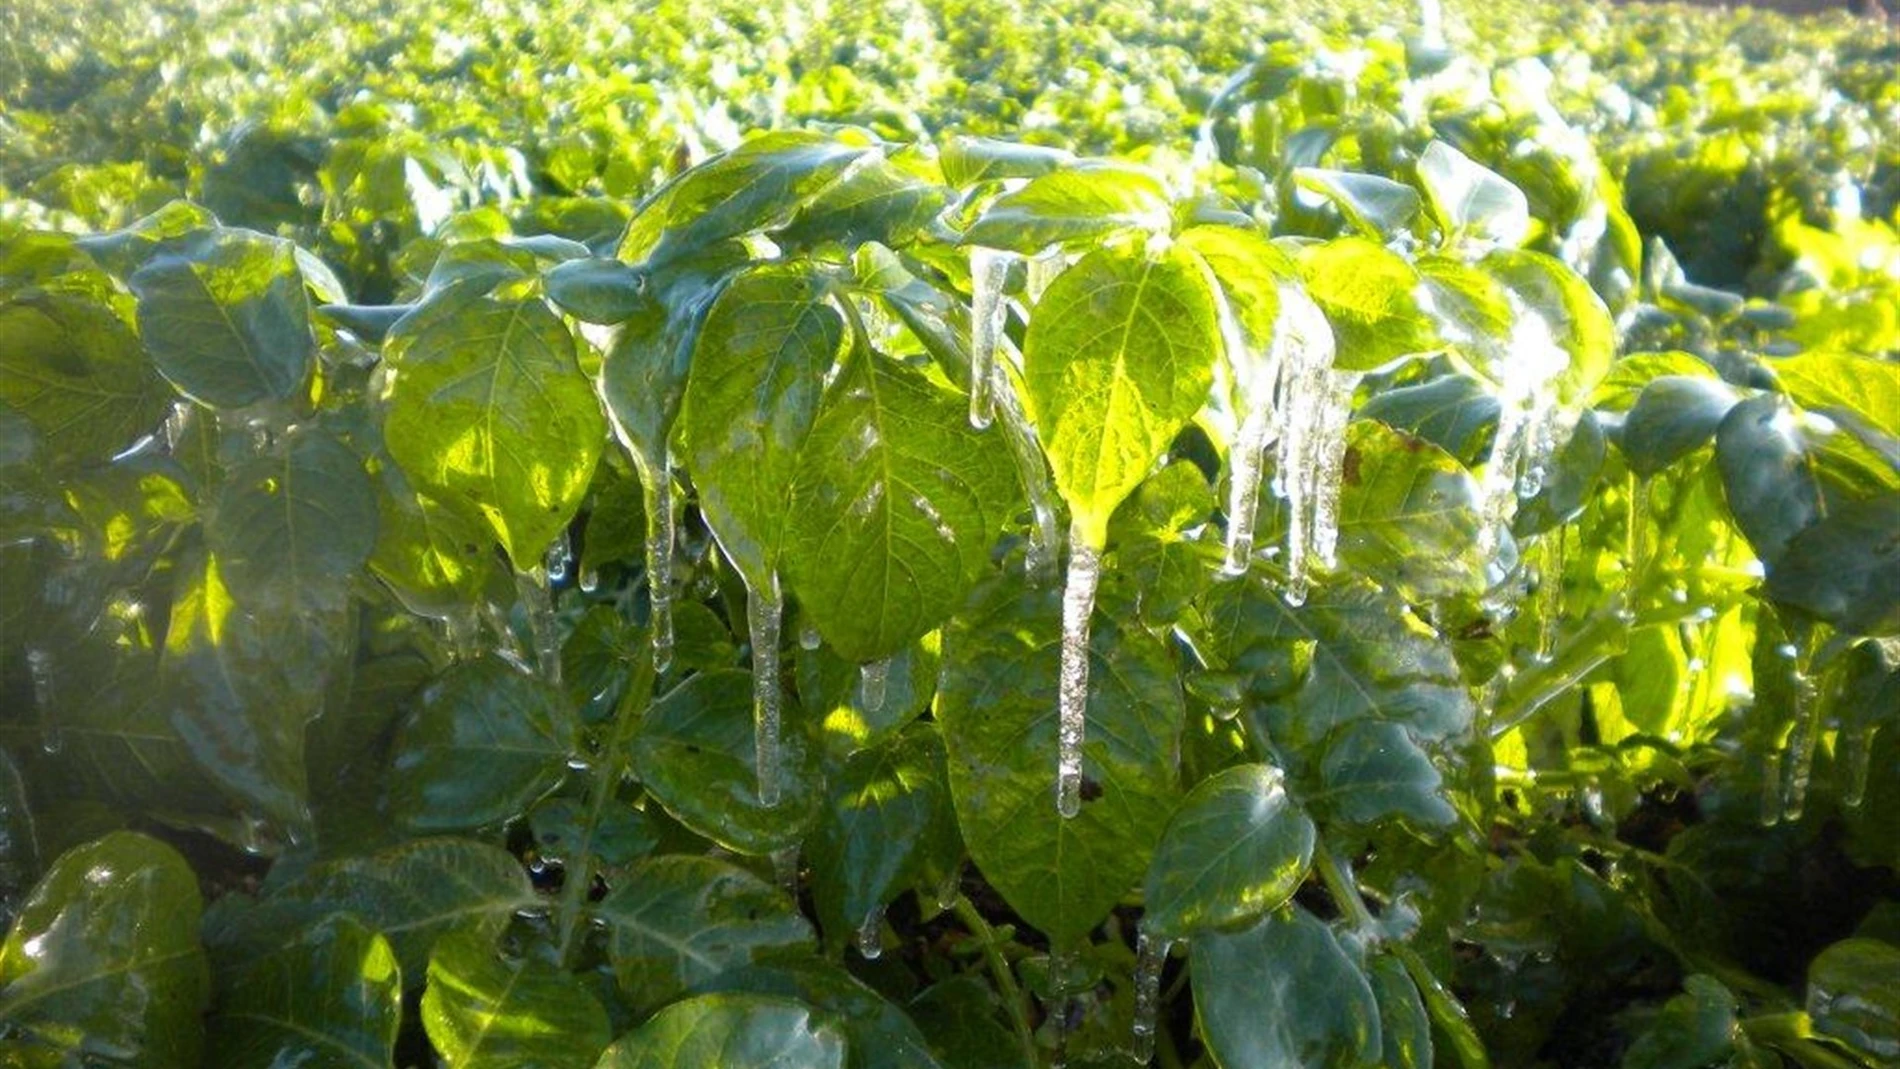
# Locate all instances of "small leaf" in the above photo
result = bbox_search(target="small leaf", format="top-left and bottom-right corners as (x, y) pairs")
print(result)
(591, 993), (846, 1069)
(1359, 375), (1499, 467)
(1806, 939), (1900, 1064)
(205, 915), (401, 1069)
(1621, 376), (1742, 477)
(1142, 763), (1316, 940)
(1191, 905), (1383, 1069)
(1335, 420), (1485, 601)
(1293, 169), (1424, 242)
(1315, 719), (1458, 828)
(776, 151), (948, 252)
(1716, 394), (1824, 566)
(1766, 494), (1900, 636)
(963, 163), (1171, 253)
(938, 137), (1075, 187)
(1416, 142), (1532, 248)
(1298, 239), (1440, 372)
(546, 258), (649, 324)
(422, 929), (612, 1069)
(1368, 954), (1434, 1069)
(1621, 975), (1740, 1069)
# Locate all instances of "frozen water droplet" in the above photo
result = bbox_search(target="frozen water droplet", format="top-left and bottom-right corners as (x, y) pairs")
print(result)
(1131, 931), (1171, 1064)
(856, 906), (885, 960)
(1537, 527), (1567, 661)
(578, 567), (600, 594)
(934, 865), (962, 912)
(1026, 247), (1065, 304)
(545, 531), (573, 585)
(1221, 407), (1273, 576)
(1056, 524), (1103, 819)
(515, 566), (563, 685)
(1841, 724), (1876, 809)
(748, 577), (786, 808)
(1310, 371), (1360, 570)
(1780, 671), (1819, 822)
(859, 659), (891, 713)
(1268, 284), (1337, 602)
(798, 619), (823, 651)
(968, 247), (1014, 430)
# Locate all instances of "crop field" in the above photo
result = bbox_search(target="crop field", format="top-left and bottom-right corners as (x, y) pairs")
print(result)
(1, 0), (1898, 1066)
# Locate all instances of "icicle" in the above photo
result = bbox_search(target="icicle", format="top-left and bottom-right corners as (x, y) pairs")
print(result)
(798, 619), (822, 651)
(482, 600), (530, 671)
(544, 531), (574, 585)
(1056, 522), (1103, 819)
(1779, 669), (1819, 822)
(770, 844), (799, 895)
(859, 659), (891, 713)
(26, 646), (60, 754)
(1310, 371), (1360, 571)
(992, 338), (1060, 585)
(934, 864), (963, 912)
(445, 606), (483, 661)
(747, 576), (786, 808)
(1269, 285), (1337, 607)
(1419, 0), (1445, 47)
(642, 459), (677, 674)
(856, 906), (885, 960)
(968, 247), (1013, 430)
(515, 567), (563, 684)
(578, 567), (600, 594)
(1025, 247), (1065, 305)
(1517, 405), (1567, 499)
(1131, 931), (1171, 1064)
(1476, 308), (1567, 568)
(1841, 725), (1876, 809)
(1536, 527), (1567, 663)
(1626, 478), (1651, 587)
(1221, 405), (1274, 577)
(1758, 753), (1784, 826)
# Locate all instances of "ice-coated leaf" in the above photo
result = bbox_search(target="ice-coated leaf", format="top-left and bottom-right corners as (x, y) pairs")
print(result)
(808, 724), (960, 948)
(203, 838), (536, 979)
(692, 957), (950, 1069)
(1177, 225), (1298, 375)
(1022, 241), (1218, 545)
(1715, 394), (1824, 567)
(591, 993), (846, 1069)
(629, 670), (823, 854)
(594, 856), (814, 1012)
(368, 463), (497, 619)
(962, 162), (1171, 253)
(938, 580), (1182, 944)
(1292, 169), (1424, 242)
(545, 257), (649, 324)
(1806, 939), (1900, 1064)
(1766, 494), (1900, 636)
(784, 355), (1019, 662)
(938, 136), (1075, 187)
(596, 246), (739, 469)
(1416, 141), (1532, 248)
(206, 425), (377, 615)
(776, 151), (948, 252)
(795, 635), (938, 759)
(128, 229), (315, 409)
(1142, 763), (1316, 939)
(1359, 375), (1499, 466)
(0, 832), (209, 1069)
(1620, 376), (1742, 477)
(0, 293), (171, 465)
(1482, 248), (1615, 404)
(1315, 719), (1459, 828)
(1772, 350), (1900, 441)
(422, 928), (612, 1069)
(1297, 238), (1441, 372)
(678, 264), (842, 587)
(1335, 420), (1485, 601)
(1368, 954), (1434, 1069)
(383, 285), (605, 571)
(387, 657), (581, 833)
(1191, 905), (1383, 1069)
(205, 915), (401, 1069)
(1621, 975), (1740, 1069)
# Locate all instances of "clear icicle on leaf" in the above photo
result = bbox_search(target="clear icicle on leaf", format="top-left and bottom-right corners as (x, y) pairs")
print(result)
(858, 659), (891, 713)
(1269, 284), (1338, 606)
(1213, 274), (1285, 578)
(1056, 521), (1103, 819)
(515, 567), (563, 685)
(641, 458), (678, 674)
(747, 575), (786, 808)
(544, 530), (573, 585)
(856, 906), (885, 960)
(1536, 525), (1567, 663)
(1841, 724), (1877, 809)
(1780, 668), (1820, 822)
(26, 646), (60, 754)
(967, 246), (1014, 430)
(1025, 247), (1066, 305)
(993, 339), (1061, 584)
(1131, 931), (1171, 1064)
(1476, 306), (1568, 571)
(1310, 370), (1361, 571)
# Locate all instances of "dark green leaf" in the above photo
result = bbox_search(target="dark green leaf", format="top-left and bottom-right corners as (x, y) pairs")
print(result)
(1191, 905), (1382, 1069)
(693, 957), (951, 1069)
(0, 293), (170, 465)
(206, 425), (377, 615)
(1315, 719), (1458, 828)
(1621, 975), (1739, 1069)
(1806, 939), (1900, 1064)
(1621, 377), (1743, 478)
(1368, 954), (1433, 1069)
(1716, 394), (1824, 566)
(1359, 376), (1498, 467)
(546, 258), (649, 325)
(591, 993), (846, 1069)
(1142, 763), (1316, 939)
(938, 137), (1074, 187)
(776, 151), (948, 252)
(422, 929), (613, 1069)
(205, 915), (401, 1069)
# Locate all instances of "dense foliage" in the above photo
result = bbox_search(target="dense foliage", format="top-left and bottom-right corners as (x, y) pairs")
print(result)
(2, 1), (1899, 1068)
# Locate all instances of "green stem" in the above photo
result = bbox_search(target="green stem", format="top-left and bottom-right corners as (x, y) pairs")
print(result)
(953, 894), (1038, 1069)
(1490, 593), (1714, 738)
(1742, 1013), (1863, 1069)
(1315, 845), (1377, 935)
(555, 653), (657, 967)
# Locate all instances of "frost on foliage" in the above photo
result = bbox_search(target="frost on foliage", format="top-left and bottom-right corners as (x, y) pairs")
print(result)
(968, 246), (1015, 430)
(747, 577), (785, 808)
(1475, 297), (1571, 580)
(1056, 524), (1103, 819)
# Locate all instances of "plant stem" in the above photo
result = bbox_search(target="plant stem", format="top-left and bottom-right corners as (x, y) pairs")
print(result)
(1315, 845), (1377, 935)
(953, 893), (1037, 1069)
(555, 651), (657, 967)
(1742, 1013), (1861, 1069)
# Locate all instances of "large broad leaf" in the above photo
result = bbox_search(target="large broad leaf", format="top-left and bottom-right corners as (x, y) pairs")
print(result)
(1715, 394), (1825, 567)
(1772, 350), (1900, 440)
(938, 136), (1074, 187)
(629, 671), (823, 854)
(784, 355), (1019, 661)
(206, 425), (377, 615)
(1482, 249), (1615, 404)
(1191, 906), (1383, 1069)
(387, 657), (581, 833)
(1022, 242), (1218, 545)
(678, 265), (842, 587)
(693, 958), (950, 1069)
(938, 580), (1182, 944)
(962, 163), (1171, 253)
(128, 229), (315, 409)
(1292, 170), (1424, 243)
(203, 838), (536, 979)
(1177, 225), (1298, 373)
(595, 856), (813, 1013)
(1335, 420), (1485, 601)
(1315, 719), (1459, 829)
(1198, 574), (1473, 750)
(808, 724), (960, 948)
(205, 915), (401, 1069)
(0, 832), (209, 1069)
(1142, 763), (1316, 940)
(1806, 938), (1900, 1063)
(1766, 494), (1900, 636)
(592, 993), (846, 1069)
(0, 293), (171, 465)
(383, 286), (605, 571)
(1297, 239), (1441, 373)
(1415, 142), (1531, 248)
(421, 928), (612, 1069)
(775, 151), (948, 253)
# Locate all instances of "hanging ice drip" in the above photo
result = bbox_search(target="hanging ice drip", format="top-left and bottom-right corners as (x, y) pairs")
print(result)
(1475, 297), (1570, 603)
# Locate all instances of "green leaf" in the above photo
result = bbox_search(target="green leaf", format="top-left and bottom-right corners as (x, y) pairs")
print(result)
(0, 832), (209, 1069)
(692, 957), (951, 1069)
(383, 286), (605, 571)
(938, 581), (1182, 944)
(1716, 394), (1824, 566)
(528, 796), (657, 871)
(1298, 239), (1441, 372)
(545, 258), (649, 325)
(1335, 420), (1485, 601)
(1177, 225), (1297, 365)
(1315, 719), (1458, 828)
(1359, 375), (1498, 467)
(1368, 954), (1433, 1069)
(368, 465), (497, 619)
(205, 915), (401, 1069)
(1621, 975), (1739, 1069)
(678, 264), (842, 586)
(1022, 241), (1218, 545)
(1621, 376), (1743, 478)
(785, 355), (1019, 661)
(1766, 494), (1900, 636)
(1481, 249), (1615, 404)
(422, 929), (612, 1069)
(596, 245), (739, 470)
(591, 993), (846, 1069)
(594, 856), (814, 1013)
(1773, 351), (1900, 440)
(776, 151), (948, 252)
(1141, 763), (1316, 940)
(1292, 169), (1424, 242)
(1806, 939), (1900, 1064)
(388, 657), (581, 833)
(630, 671), (823, 854)
(795, 635), (939, 760)
(963, 163), (1171, 253)
(206, 425), (377, 615)
(1416, 141), (1531, 248)
(128, 229), (315, 409)
(0, 293), (170, 465)
(809, 724), (960, 947)
(1191, 906), (1383, 1069)
(938, 137), (1074, 187)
